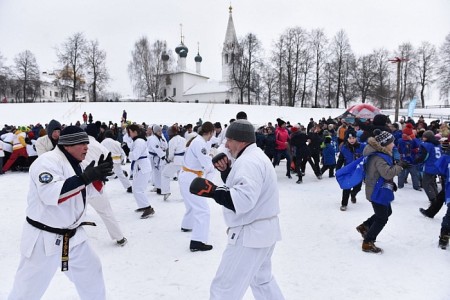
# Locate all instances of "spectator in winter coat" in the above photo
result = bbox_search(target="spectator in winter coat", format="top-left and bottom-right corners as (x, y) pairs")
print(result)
(336, 128), (365, 211)
(320, 136), (336, 177)
(290, 125), (311, 183)
(82, 112), (88, 124)
(273, 118), (292, 178)
(35, 119), (61, 156)
(356, 130), (405, 253)
(415, 130), (442, 202)
(397, 123), (421, 191)
(307, 125), (323, 179)
(356, 114), (391, 143)
(263, 127), (276, 162)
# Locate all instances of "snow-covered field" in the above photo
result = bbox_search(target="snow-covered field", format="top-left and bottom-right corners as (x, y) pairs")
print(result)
(1, 102), (449, 299)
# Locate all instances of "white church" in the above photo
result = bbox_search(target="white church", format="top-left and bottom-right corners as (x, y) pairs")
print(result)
(159, 6), (240, 104)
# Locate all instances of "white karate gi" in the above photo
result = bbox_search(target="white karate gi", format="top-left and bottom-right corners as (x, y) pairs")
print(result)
(147, 134), (168, 190)
(179, 135), (215, 242)
(83, 136), (124, 241)
(161, 134), (186, 194)
(9, 147), (105, 300)
(210, 144), (284, 300)
(129, 137), (152, 209)
(101, 137), (131, 190)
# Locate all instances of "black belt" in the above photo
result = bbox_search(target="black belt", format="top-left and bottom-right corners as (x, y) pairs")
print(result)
(26, 216), (96, 271)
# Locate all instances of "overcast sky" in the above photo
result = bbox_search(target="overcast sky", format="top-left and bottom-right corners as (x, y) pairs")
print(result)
(1, 0), (449, 97)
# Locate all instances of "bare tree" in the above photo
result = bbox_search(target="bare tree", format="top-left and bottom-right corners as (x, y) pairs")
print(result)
(414, 41), (437, 107)
(14, 50), (40, 102)
(351, 54), (377, 103)
(279, 27), (308, 107)
(437, 33), (450, 105)
(310, 29), (328, 107)
(57, 32), (87, 102)
(272, 35), (286, 106)
(245, 33), (261, 104)
(372, 48), (392, 109)
(84, 39), (109, 102)
(128, 37), (168, 101)
(396, 43), (416, 107)
(0, 52), (10, 99)
(261, 64), (278, 106)
(330, 29), (352, 108)
(340, 53), (357, 108)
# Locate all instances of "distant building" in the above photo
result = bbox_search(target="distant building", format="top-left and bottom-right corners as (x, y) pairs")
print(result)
(39, 71), (90, 102)
(159, 6), (243, 104)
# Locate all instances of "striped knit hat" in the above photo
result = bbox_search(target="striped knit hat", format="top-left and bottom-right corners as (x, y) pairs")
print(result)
(58, 126), (89, 145)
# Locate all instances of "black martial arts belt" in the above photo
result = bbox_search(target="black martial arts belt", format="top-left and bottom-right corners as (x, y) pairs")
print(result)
(26, 217), (96, 271)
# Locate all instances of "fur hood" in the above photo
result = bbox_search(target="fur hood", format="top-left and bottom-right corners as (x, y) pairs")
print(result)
(363, 137), (392, 156)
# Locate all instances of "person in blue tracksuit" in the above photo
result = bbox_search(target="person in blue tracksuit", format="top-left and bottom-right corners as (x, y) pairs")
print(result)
(336, 128), (365, 211)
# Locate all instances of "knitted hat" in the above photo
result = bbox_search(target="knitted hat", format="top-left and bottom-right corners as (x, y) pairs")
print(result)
(152, 124), (162, 134)
(225, 119), (256, 143)
(345, 128), (357, 140)
(58, 126), (89, 145)
(375, 130), (394, 146)
(373, 114), (388, 126)
(277, 118), (286, 127)
(422, 130), (435, 141)
(403, 123), (414, 136)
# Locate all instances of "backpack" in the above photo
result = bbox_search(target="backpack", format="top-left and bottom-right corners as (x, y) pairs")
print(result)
(335, 155), (368, 189)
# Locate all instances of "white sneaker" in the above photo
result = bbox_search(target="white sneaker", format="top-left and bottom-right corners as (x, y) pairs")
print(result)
(163, 193), (171, 201)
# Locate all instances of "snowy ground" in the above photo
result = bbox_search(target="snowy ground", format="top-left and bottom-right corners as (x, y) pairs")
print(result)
(1, 103), (450, 299)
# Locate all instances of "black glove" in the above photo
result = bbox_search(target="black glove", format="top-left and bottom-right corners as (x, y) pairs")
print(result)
(80, 154), (114, 185)
(189, 177), (217, 198)
(398, 160), (412, 169)
(393, 182), (398, 192)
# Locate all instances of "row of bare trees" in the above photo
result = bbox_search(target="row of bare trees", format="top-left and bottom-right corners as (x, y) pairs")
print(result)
(228, 29), (450, 108)
(0, 32), (109, 102)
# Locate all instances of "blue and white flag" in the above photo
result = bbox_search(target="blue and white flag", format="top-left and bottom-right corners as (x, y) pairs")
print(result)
(407, 97), (417, 117)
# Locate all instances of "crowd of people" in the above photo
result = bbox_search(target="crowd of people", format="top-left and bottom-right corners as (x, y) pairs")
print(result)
(2, 110), (450, 299)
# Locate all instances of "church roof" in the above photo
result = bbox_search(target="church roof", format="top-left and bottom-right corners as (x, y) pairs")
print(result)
(223, 6), (237, 47)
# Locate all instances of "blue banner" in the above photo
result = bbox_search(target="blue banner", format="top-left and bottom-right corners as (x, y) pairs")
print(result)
(407, 97), (417, 117)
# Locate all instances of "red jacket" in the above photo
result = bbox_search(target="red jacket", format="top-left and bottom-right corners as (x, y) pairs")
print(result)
(275, 127), (289, 150)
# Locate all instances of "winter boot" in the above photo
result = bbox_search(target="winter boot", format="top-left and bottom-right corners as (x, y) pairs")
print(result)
(140, 206), (155, 219)
(116, 237), (128, 247)
(439, 230), (449, 249)
(362, 241), (383, 253)
(286, 172), (292, 179)
(356, 224), (369, 238)
(340, 205), (347, 211)
(351, 195), (357, 203)
(296, 178), (302, 184)
(190, 240), (213, 252)
(127, 186), (132, 193)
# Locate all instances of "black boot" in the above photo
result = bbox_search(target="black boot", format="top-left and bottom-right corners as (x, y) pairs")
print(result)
(439, 230), (449, 249)
(190, 240), (213, 252)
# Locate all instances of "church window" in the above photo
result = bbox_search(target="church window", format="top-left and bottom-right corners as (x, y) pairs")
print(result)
(42, 90), (45, 96)
(55, 92), (59, 97)
(50, 91), (52, 97)
(225, 54), (228, 64)
(165, 75), (171, 85)
(163, 89), (167, 97)
(173, 88), (176, 97)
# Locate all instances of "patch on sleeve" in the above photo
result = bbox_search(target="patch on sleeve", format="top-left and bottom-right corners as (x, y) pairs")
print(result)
(39, 172), (53, 183)
(201, 148), (207, 155)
